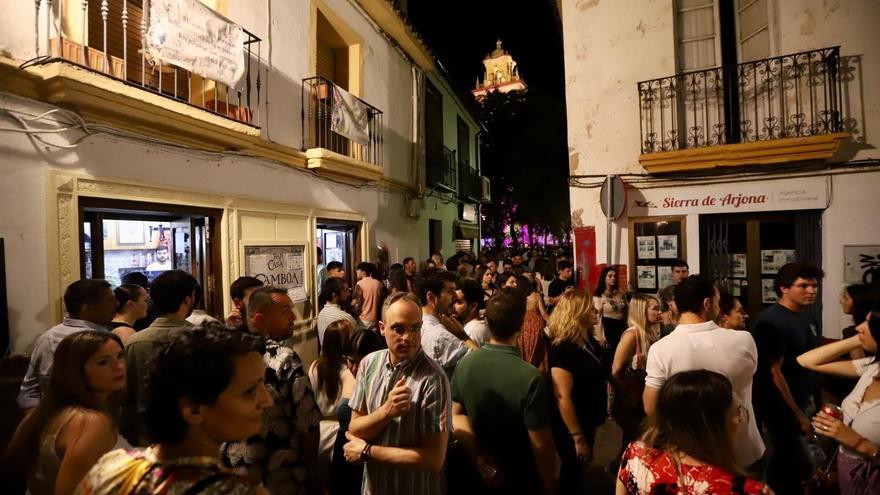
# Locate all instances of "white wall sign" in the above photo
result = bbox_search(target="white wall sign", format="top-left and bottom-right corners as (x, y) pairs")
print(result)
(844, 245), (880, 285)
(147, 0), (247, 88)
(244, 245), (307, 302)
(627, 176), (828, 216)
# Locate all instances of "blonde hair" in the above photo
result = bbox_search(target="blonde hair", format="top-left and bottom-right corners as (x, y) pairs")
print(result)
(547, 289), (593, 345)
(627, 294), (661, 364)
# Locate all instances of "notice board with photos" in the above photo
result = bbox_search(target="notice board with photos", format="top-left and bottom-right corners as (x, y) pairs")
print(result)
(628, 216), (687, 292)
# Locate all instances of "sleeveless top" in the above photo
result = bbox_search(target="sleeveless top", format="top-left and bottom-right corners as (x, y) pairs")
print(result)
(28, 409), (130, 495)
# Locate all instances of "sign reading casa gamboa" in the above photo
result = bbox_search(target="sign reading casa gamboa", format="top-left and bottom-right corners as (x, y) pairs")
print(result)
(146, 0), (247, 89)
(244, 245), (307, 303)
(628, 176), (829, 216)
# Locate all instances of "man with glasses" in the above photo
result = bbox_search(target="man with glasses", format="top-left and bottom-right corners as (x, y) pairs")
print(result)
(643, 275), (764, 472)
(343, 292), (451, 495)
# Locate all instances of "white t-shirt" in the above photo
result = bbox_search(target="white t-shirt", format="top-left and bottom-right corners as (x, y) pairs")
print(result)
(841, 358), (880, 456)
(464, 318), (491, 347)
(645, 320), (765, 467)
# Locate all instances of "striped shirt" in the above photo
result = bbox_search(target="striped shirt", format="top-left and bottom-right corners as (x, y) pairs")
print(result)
(317, 303), (357, 345)
(420, 314), (469, 378)
(350, 349), (452, 495)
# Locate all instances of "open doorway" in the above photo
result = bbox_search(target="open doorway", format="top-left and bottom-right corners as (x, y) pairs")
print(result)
(79, 198), (223, 316)
(316, 219), (362, 290)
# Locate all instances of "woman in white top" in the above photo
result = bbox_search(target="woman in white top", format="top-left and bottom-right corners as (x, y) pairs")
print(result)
(594, 267), (628, 350)
(797, 311), (880, 494)
(308, 319), (356, 483)
(2, 331), (129, 495)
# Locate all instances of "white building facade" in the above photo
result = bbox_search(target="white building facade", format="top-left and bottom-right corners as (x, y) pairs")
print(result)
(0, 0), (480, 362)
(561, 0), (880, 336)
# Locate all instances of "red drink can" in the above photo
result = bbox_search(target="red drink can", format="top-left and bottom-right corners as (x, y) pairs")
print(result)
(822, 403), (844, 421)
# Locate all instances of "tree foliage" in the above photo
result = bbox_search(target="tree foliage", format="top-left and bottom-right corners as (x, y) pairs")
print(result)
(479, 87), (571, 247)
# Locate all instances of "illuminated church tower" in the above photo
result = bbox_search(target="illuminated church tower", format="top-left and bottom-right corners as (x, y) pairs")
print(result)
(472, 39), (527, 101)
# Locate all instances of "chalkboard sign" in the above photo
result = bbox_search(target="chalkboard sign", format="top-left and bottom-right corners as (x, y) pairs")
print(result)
(243, 244), (307, 303)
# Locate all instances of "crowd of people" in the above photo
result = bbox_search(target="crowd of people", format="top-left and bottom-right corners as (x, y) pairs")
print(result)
(2, 247), (880, 494)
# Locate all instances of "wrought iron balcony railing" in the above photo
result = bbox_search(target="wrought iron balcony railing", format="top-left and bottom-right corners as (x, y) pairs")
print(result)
(28, 0), (262, 126)
(302, 77), (384, 168)
(427, 145), (458, 192)
(638, 47), (843, 154)
(458, 161), (481, 202)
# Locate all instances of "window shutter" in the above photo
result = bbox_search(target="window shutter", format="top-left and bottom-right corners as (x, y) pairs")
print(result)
(675, 0), (718, 71)
(316, 38), (337, 83)
(735, 0), (770, 62)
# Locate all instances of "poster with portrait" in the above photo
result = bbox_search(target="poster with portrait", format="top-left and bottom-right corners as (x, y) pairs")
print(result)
(761, 278), (778, 303)
(657, 235), (678, 259)
(637, 265), (657, 290)
(637, 236), (657, 259)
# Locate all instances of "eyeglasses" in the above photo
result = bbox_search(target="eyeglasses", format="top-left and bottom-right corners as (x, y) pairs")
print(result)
(387, 324), (422, 336)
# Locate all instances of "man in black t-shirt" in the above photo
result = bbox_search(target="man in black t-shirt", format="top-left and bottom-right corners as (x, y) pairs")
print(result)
(547, 260), (576, 312)
(753, 261), (824, 494)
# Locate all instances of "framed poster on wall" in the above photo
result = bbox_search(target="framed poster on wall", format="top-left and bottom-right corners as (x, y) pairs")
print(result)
(628, 216), (687, 293)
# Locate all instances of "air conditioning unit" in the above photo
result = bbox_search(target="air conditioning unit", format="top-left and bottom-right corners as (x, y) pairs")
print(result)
(480, 176), (491, 202)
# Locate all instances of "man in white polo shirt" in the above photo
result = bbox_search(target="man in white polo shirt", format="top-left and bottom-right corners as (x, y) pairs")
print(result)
(643, 275), (765, 471)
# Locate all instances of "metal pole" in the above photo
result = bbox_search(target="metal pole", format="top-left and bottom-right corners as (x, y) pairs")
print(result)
(605, 175), (614, 266)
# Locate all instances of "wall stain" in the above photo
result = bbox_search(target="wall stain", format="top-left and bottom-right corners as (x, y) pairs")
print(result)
(636, 19), (647, 38)
(576, 0), (600, 12)
(571, 208), (585, 228)
(800, 9), (816, 35)
(569, 150), (580, 174)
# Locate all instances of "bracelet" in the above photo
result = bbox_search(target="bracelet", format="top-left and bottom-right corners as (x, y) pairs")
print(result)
(569, 431), (582, 437)
(852, 437), (868, 452)
(360, 442), (373, 461)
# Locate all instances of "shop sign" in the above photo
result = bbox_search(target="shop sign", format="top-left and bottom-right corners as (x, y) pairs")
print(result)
(628, 176), (828, 216)
(243, 244), (307, 302)
(147, 0), (247, 88)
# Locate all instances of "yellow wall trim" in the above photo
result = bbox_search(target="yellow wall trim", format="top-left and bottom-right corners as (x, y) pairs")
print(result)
(638, 132), (851, 174)
(355, 0), (435, 71)
(305, 147), (384, 182)
(0, 56), (309, 169)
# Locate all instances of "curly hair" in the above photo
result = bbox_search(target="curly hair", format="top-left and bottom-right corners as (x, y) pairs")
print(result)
(143, 324), (265, 445)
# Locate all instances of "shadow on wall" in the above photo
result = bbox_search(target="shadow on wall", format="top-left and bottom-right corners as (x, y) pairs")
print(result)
(836, 54), (874, 161)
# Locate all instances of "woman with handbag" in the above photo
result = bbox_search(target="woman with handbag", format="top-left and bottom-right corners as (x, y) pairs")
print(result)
(616, 370), (771, 494)
(797, 311), (880, 494)
(610, 294), (661, 472)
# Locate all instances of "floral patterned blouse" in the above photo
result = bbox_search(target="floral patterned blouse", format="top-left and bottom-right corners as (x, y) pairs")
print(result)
(74, 447), (260, 495)
(220, 339), (321, 495)
(618, 441), (773, 495)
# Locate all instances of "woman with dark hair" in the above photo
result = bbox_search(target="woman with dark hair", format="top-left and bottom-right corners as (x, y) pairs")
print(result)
(798, 312), (880, 493)
(110, 284), (150, 342)
(716, 292), (749, 330)
(387, 267), (409, 295)
(477, 265), (497, 302)
(617, 370), (771, 494)
(595, 266), (628, 350)
(509, 274), (550, 373)
(308, 319), (356, 480)
(840, 284), (880, 359)
(3, 331), (128, 495)
(75, 325), (272, 494)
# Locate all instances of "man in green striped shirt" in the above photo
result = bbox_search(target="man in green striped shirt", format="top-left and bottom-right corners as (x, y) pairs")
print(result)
(344, 292), (452, 495)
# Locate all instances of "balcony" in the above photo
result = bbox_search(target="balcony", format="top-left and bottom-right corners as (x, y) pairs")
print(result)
(458, 162), (482, 202)
(638, 47), (850, 173)
(27, 0), (261, 128)
(427, 146), (458, 192)
(302, 77), (384, 181)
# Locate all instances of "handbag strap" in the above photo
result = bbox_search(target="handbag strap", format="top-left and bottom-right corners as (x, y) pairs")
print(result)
(669, 450), (688, 492)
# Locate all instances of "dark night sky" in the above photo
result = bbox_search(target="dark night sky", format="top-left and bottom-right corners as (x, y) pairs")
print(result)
(406, 0), (566, 102)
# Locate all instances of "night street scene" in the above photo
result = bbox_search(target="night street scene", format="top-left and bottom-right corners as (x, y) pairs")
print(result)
(1, 0), (880, 494)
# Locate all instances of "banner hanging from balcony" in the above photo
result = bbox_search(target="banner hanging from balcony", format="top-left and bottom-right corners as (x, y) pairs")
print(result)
(146, 0), (247, 89)
(331, 86), (370, 146)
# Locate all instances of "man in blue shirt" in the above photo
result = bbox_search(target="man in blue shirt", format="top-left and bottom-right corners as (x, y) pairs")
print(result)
(17, 279), (117, 409)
